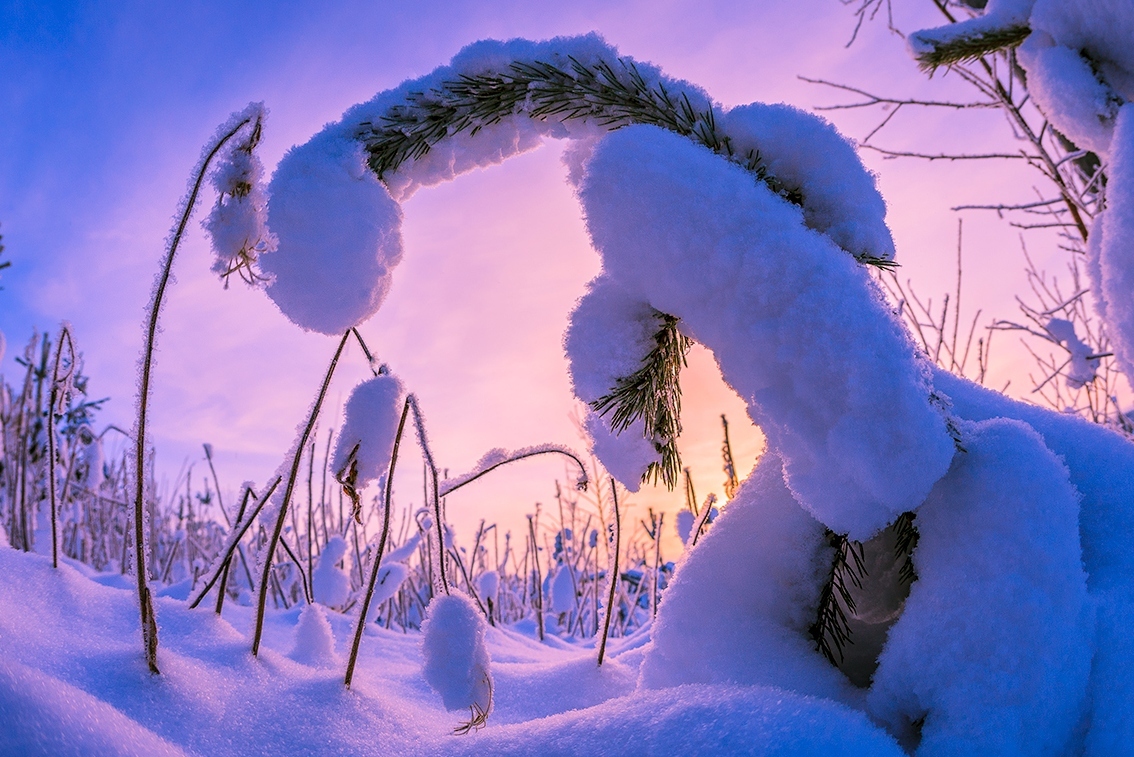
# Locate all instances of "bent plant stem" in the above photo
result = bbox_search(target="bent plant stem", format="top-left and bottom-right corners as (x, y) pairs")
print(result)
(251, 331), (351, 656)
(215, 486), (253, 615)
(133, 113), (257, 674)
(597, 478), (621, 666)
(48, 325), (76, 569)
(408, 395), (449, 594)
(345, 396), (411, 688)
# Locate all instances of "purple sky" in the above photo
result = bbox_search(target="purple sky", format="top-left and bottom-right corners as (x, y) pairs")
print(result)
(1, 1), (1058, 544)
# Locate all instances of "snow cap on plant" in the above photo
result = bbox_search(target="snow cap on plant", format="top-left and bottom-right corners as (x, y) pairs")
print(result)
(262, 129), (403, 334)
(203, 102), (277, 286)
(422, 592), (493, 731)
(332, 370), (404, 521)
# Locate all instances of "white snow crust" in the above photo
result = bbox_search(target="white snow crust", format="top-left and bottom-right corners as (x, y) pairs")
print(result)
(1099, 105), (1134, 380)
(868, 418), (1092, 756)
(290, 603), (338, 668)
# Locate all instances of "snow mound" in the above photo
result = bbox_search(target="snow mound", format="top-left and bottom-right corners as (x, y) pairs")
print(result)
(640, 451), (855, 705)
(868, 417), (1092, 755)
(289, 603), (338, 668)
(439, 683), (904, 757)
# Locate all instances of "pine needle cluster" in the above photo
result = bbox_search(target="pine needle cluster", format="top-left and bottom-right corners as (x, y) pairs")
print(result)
(811, 530), (867, 665)
(915, 24), (1031, 72)
(590, 312), (691, 490)
(358, 55), (804, 206)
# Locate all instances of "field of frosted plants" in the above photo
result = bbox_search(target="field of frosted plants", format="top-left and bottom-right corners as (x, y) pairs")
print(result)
(4, 1), (1134, 754)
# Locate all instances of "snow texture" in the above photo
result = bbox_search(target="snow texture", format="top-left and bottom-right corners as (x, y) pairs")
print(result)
(261, 129), (404, 335)
(674, 509), (694, 545)
(719, 103), (895, 262)
(331, 373), (404, 492)
(311, 535), (350, 608)
(868, 418), (1092, 756)
(442, 684), (905, 757)
(421, 592), (493, 715)
(289, 603), (338, 668)
(203, 102), (276, 280)
(576, 125), (955, 538)
(1017, 35), (1118, 155)
(369, 563), (409, 616)
(640, 451), (857, 706)
(1099, 105), (1134, 380)
(931, 369), (1134, 753)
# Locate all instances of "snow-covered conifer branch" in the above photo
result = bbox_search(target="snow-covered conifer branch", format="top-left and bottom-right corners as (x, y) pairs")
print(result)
(589, 312), (689, 490)
(358, 55), (809, 211)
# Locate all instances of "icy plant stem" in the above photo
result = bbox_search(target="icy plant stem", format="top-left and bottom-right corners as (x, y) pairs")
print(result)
(408, 395), (448, 594)
(48, 326), (74, 570)
(528, 515), (544, 642)
(133, 114), (256, 675)
(252, 331), (350, 656)
(345, 396), (411, 689)
(597, 479), (621, 666)
(215, 486), (253, 615)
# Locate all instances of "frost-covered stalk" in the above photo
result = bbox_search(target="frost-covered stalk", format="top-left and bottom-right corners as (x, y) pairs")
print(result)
(251, 331), (350, 657)
(527, 515), (544, 642)
(407, 394), (448, 594)
(47, 325), (75, 569)
(597, 479), (621, 667)
(133, 109), (261, 674)
(215, 486), (252, 615)
(345, 396), (410, 689)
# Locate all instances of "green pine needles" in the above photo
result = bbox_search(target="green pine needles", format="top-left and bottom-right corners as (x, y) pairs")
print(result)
(590, 312), (691, 490)
(915, 24), (1031, 72)
(358, 55), (804, 207)
(811, 530), (867, 666)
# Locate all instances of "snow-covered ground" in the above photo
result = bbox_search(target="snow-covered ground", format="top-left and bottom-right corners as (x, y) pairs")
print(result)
(0, 547), (904, 756)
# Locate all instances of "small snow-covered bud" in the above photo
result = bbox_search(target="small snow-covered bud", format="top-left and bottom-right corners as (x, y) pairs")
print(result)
(332, 373), (404, 520)
(204, 103), (277, 286)
(549, 566), (575, 615)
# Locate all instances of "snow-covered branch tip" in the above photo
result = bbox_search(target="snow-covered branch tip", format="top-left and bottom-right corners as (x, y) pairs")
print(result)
(590, 312), (690, 490)
(912, 24), (1031, 72)
(439, 444), (589, 498)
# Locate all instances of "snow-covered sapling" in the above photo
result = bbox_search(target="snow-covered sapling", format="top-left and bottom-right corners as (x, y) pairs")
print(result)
(421, 592), (493, 733)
